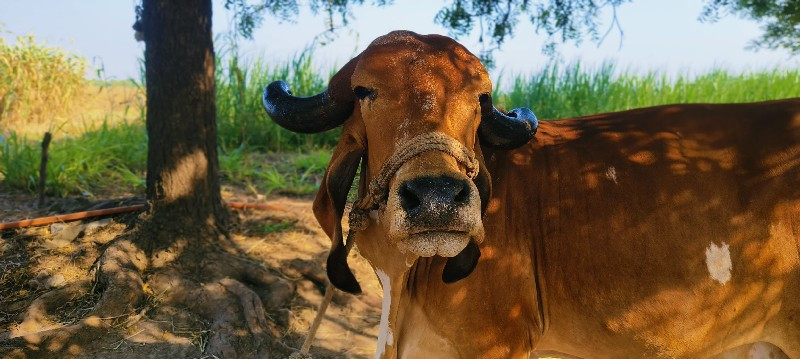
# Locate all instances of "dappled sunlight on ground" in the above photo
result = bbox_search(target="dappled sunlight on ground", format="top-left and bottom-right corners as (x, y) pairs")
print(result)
(0, 192), (382, 358)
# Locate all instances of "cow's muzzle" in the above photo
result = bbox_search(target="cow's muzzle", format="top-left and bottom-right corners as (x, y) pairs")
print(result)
(399, 176), (472, 226)
(385, 167), (484, 257)
(351, 132), (484, 258)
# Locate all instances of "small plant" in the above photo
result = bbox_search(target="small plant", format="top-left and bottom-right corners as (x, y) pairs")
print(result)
(219, 149), (330, 197)
(254, 221), (294, 234)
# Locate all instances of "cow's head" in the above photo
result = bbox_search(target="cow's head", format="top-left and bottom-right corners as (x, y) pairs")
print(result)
(263, 31), (537, 294)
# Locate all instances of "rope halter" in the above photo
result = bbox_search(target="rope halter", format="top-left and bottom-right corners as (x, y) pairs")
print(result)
(294, 132), (479, 358)
(348, 131), (480, 231)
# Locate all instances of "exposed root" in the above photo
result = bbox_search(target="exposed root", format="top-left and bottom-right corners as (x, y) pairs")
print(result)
(90, 237), (147, 318)
(204, 253), (296, 310)
(7, 281), (90, 339)
(186, 277), (277, 357)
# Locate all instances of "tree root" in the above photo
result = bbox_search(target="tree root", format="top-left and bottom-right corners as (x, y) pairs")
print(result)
(4, 281), (90, 340)
(187, 277), (276, 358)
(90, 237), (147, 318)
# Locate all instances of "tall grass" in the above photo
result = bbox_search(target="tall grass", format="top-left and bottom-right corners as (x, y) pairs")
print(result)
(0, 35), (87, 127)
(494, 62), (800, 120)
(2, 40), (800, 198)
(216, 50), (340, 152)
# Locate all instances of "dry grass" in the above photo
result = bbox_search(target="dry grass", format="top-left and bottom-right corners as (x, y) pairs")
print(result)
(1, 35), (86, 131)
(4, 84), (144, 140)
(0, 34), (144, 140)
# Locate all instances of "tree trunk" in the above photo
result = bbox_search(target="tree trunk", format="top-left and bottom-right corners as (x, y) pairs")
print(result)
(141, 0), (227, 237)
(0, 3), (292, 357)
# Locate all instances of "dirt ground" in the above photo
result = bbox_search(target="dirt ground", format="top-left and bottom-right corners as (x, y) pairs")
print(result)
(0, 188), (382, 358)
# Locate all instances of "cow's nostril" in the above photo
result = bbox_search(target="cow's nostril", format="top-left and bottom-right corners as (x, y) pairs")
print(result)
(454, 185), (470, 204)
(398, 176), (472, 220)
(399, 183), (422, 213)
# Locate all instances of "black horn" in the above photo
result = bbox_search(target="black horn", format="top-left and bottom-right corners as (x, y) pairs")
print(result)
(262, 81), (355, 134)
(478, 93), (538, 149)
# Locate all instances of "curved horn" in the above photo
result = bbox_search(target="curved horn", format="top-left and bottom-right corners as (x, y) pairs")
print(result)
(478, 93), (538, 149)
(262, 81), (354, 134)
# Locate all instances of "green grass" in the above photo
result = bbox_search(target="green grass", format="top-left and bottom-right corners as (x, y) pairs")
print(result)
(216, 49), (341, 152)
(219, 147), (330, 197)
(0, 121), (147, 196)
(253, 221), (294, 234)
(494, 62), (800, 120)
(1, 123), (331, 197)
(2, 41), (800, 198)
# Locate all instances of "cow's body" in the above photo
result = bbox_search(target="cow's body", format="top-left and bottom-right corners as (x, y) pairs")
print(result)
(365, 100), (800, 358)
(263, 30), (800, 358)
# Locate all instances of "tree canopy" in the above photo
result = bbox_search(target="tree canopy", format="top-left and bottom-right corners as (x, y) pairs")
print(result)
(701, 0), (800, 54)
(225, 0), (800, 66)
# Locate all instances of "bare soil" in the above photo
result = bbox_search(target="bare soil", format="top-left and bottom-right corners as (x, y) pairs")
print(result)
(0, 189), (382, 358)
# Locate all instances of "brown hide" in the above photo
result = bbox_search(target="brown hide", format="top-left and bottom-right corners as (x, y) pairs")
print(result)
(272, 30), (800, 358)
(389, 100), (800, 358)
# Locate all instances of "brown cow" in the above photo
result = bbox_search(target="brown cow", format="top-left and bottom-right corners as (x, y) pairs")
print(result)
(263, 30), (800, 358)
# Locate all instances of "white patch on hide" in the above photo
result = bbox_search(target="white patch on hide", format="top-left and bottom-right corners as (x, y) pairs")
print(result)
(605, 166), (618, 184)
(705, 242), (732, 284)
(375, 269), (394, 359)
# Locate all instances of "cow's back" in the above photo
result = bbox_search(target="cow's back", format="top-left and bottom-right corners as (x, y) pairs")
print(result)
(482, 99), (800, 358)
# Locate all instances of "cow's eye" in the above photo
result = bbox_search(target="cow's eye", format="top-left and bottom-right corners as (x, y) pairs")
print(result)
(354, 86), (375, 100)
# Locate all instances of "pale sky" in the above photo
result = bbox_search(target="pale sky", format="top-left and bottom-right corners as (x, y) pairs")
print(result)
(1, 0), (798, 81)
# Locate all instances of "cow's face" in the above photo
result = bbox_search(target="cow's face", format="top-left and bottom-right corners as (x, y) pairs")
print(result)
(263, 31), (537, 293)
(350, 33), (490, 258)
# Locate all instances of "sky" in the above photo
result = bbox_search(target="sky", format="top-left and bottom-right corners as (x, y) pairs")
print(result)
(1, 0), (798, 81)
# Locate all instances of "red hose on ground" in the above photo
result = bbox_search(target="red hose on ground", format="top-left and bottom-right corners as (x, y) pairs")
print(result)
(0, 202), (289, 230)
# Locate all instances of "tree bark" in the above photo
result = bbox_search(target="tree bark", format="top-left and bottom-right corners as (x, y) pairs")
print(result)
(141, 0), (228, 236)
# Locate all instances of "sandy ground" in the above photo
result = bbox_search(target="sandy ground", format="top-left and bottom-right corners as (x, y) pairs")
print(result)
(0, 189), (382, 358)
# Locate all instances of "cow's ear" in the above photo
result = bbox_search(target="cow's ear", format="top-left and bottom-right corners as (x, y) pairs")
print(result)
(313, 120), (365, 294)
(442, 240), (481, 283)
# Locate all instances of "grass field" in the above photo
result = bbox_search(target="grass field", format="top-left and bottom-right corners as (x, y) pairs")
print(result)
(2, 38), (800, 198)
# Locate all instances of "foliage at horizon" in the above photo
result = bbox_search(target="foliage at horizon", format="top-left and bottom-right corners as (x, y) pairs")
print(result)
(2, 38), (799, 197)
(701, 0), (800, 55)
